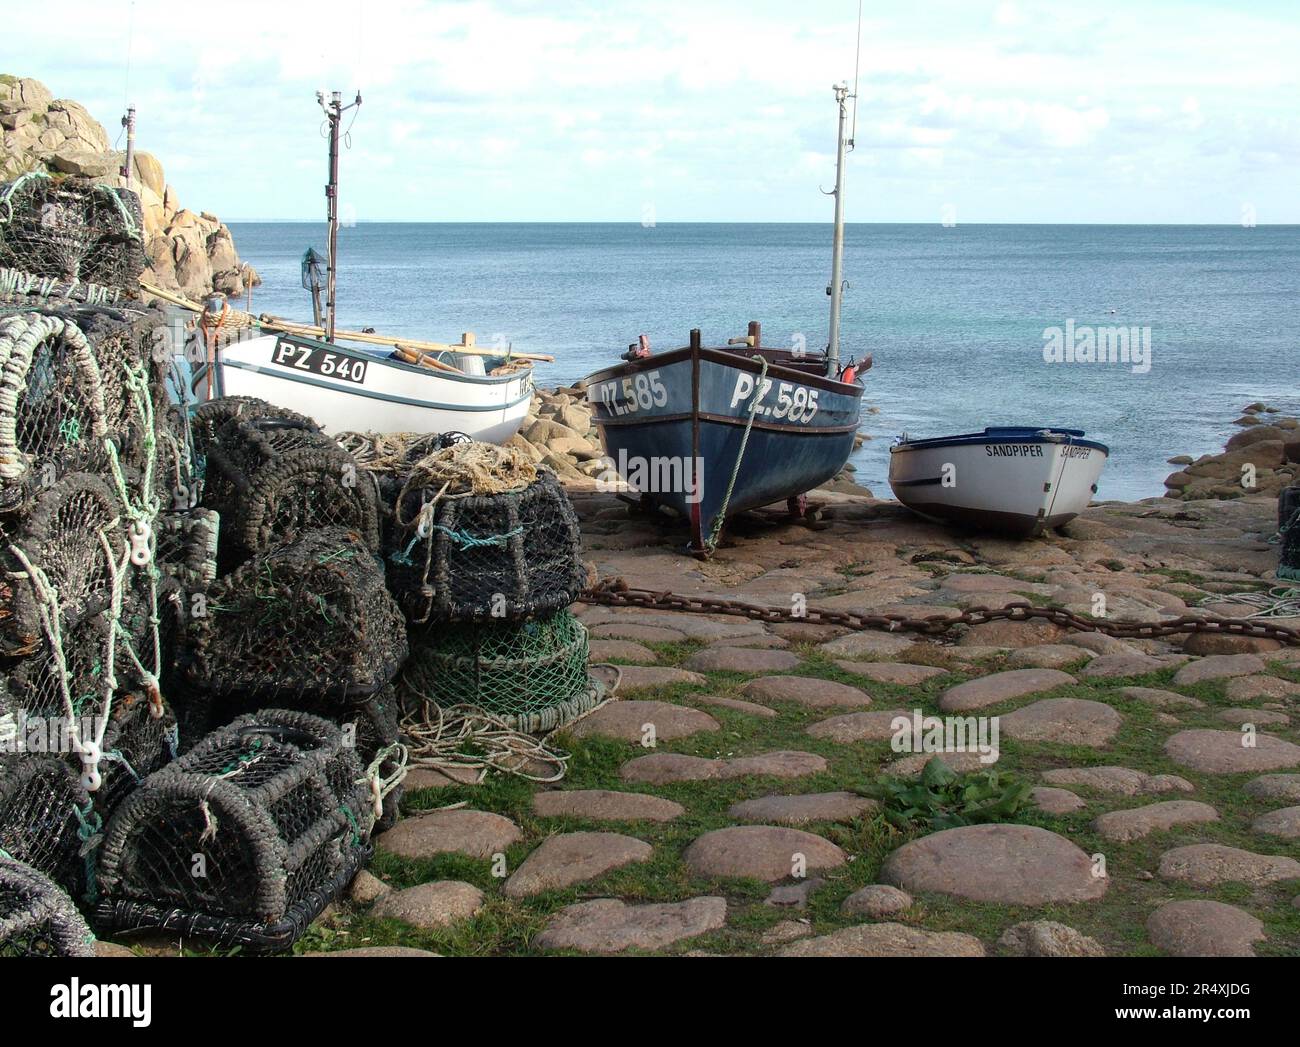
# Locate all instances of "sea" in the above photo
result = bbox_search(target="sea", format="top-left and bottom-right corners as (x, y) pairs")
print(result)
(226, 223), (1300, 503)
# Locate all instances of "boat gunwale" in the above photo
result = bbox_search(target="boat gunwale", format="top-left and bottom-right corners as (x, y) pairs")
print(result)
(584, 344), (866, 398)
(891, 429), (1110, 456)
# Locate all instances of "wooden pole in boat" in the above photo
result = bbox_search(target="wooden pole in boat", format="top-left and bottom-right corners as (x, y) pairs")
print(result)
(120, 106), (136, 189)
(318, 89), (362, 344)
(827, 83), (851, 373)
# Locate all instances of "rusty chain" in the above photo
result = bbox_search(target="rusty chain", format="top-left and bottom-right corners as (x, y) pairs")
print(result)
(582, 577), (1300, 647)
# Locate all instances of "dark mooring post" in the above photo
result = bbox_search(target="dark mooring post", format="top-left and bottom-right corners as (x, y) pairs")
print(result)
(690, 329), (702, 351)
(748, 320), (761, 348)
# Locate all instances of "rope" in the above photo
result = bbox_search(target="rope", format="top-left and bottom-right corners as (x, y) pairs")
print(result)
(704, 356), (769, 553)
(0, 172), (48, 226)
(1202, 587), (1300, 619)
(358, 743), (408, 821)
(431, 523), (524, 550)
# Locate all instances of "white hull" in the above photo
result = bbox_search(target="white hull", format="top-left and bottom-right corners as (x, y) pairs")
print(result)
(213, 333), (533, 443)
(889, 428), (1109, 537)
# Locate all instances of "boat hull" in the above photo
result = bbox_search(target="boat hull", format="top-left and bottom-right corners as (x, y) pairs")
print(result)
(889, 428), (1109, 538)
(586, 346), (864, 553)
(213, 333), (534, 443)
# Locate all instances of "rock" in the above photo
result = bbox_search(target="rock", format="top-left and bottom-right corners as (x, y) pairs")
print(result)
(588, 640), (659, 664)
(378, 809), (522, 860)
(1000, 698), (1123, 747)
(48, 143), (114, 177)
(764, 877), (826, 909)
(1218, 707), (1289, 726)
(1042, 766), (1194, 796)
(1226, 675), (1300, 701)
(1093, 801), (1220, 842)
(504, 832), (653, 898)
(1079, 654), (1170, 678)
(834, 662), (947, 685)
(1182, 633), (1281, 656)
(727, 792), (877, 826)
(1244, 774), (1300, 803)
(889, 751), (994, 775)
(535, 897), (727, 954)
(960, 618), (1066, 647)
(806, 709), (912, 743)
(589, 623), (688, 644)
(348, 870), (391, 905)
(620, 750), (826, 784)
(778, 923), (985, 957)
(372, 882), (484, 929)
(684, 647), (801, 673)
(1252, 806), (1300, 839)
(93, 941), (136, 958)
(1164, 729), (1300, 773)
(532, 790), (686, 823)
(997, 921), (1106, 957)
(939, 669), (1076, 712)
(882, 824), (1108, 905)
(566, 700), (719, 743)
(683, 826), (847, 882)
(691, 694), (779, 719)
(1118, 686), (1205, 710)
(613, 666), (706, 693)
(1172, 654), (1266, 685)
(1158, 843), (1300, 886)
(1031, 786), (1087, 815)
(740, 676), (873, 709)
(818, 632), (915, 659)
(1146, 900), (1265, 957)
(840, 884), (913, 918)
(1008, 645), (1091, 670)
(403, 765), (482, 791)
(761, 920), (813, 945)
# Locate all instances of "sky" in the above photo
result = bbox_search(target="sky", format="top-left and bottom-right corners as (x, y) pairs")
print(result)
(4, 0), (1299, 223)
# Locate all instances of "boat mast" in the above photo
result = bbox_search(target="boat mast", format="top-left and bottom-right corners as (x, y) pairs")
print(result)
(319, 90), (362, 343)
(120, 105), (136, 189)
(827, 82), (851, 373)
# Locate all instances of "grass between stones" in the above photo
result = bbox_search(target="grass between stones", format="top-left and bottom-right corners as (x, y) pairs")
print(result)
(295, 636), (1300, 957)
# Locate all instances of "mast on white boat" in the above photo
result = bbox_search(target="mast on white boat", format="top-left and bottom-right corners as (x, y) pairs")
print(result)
(318, 89), (362, 343)
(120, 105), (136, 189)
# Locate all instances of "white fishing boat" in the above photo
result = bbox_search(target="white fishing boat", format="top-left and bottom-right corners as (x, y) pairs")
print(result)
(889, 427), (1110, 538)
(211, 331), (535, 442)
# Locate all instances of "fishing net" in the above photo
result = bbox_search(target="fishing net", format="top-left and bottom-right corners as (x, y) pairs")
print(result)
(200, 411), (380, 572)
(154, 509), (219, 592)
(0, 856), (95, 957)
(389, 458), (585, 625)
(91, 688), (178, 828)
(188, 528), (408, 702)
(0, 304), (165, 513)
(95, 709), (375, 953)
(0, 472), (125, 657)
(153, 403), (203, 512)
(0, 174), (146, 292)
(0, 754), (93, 899)
(402, 611), (602, 732)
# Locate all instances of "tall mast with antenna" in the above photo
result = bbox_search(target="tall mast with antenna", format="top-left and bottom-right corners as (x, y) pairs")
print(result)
(318, 89), (362, 343)
(120, 106), (136, 189)
(826, 82), (851, 373)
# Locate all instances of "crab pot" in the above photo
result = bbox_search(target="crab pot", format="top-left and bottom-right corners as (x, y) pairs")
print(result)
(4, 612), (113, 720)
(1281, 503), (1300, 581)
(0, 754), (92, 899)
(95, 709), (374, 953)
(187, 528), (407, 703)
(1279, 485), (1300, 535)
(0, 857), (95, 957)
(0, 175), (147, 291)
(154, 508), (220, 592)
(190, 395), (320, 463)
(153, 402), (204, 511)
(200, 411), (379, 571)
(0, 304), (165, 513)
(91, 691), (178, 825)
(403, 610), (599, 732)
(389, 470), (586, 624)
(211, 686), (405, 831)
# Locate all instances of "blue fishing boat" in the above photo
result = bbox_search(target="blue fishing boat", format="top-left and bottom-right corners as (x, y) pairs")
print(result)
(586, 323), (867, 556)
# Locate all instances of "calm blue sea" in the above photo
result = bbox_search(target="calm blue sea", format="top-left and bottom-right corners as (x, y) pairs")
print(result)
(226, 223), (1300, 502)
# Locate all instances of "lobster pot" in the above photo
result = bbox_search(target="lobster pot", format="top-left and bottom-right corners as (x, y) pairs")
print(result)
(96, 709), (374, 952)
(1279, 485), (1300, 534)
(0, 305), (165, 513)
(403, 611), (599, 732)
(0, 858), (95, 957)
(0, 472), (125, 657)
(154, 509), (220, 592)
(212, 687), (405, 831)
(1281, 512), (1300, 582)
(92, 692), (178, 825)
(191, 395), (320, 463)
(200, 412), (380, 571)
(188, 528), (408, 702)
(0, 175), (146, 291)
(153, 403), (203, 511)
(0, 755), (92, 898)
(390, 471), (586, 624)
(5, 612), (112, 720)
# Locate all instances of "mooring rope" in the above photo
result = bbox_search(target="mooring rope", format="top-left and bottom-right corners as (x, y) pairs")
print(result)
(1204, 587), (1300, 619)
(704, 356), (769, 554)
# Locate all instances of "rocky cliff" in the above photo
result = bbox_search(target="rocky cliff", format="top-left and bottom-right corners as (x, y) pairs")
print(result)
(0, 74), (258, 300)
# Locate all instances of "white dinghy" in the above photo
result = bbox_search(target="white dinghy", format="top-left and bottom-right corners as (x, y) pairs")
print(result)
(889, 427), (1109, 538)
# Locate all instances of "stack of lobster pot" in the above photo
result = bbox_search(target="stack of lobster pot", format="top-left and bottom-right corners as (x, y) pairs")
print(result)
(383, 442), (596, 733)
(1280, 485), (1300, 581)
(177, 398), (409, 835)
(0, 289), (182, 949)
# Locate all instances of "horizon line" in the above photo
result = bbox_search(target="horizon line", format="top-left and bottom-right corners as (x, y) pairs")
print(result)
(224, 219), (1298, 227)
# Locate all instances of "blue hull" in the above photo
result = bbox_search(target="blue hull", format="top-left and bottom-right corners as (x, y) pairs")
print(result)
(586, 343), (864, 554)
